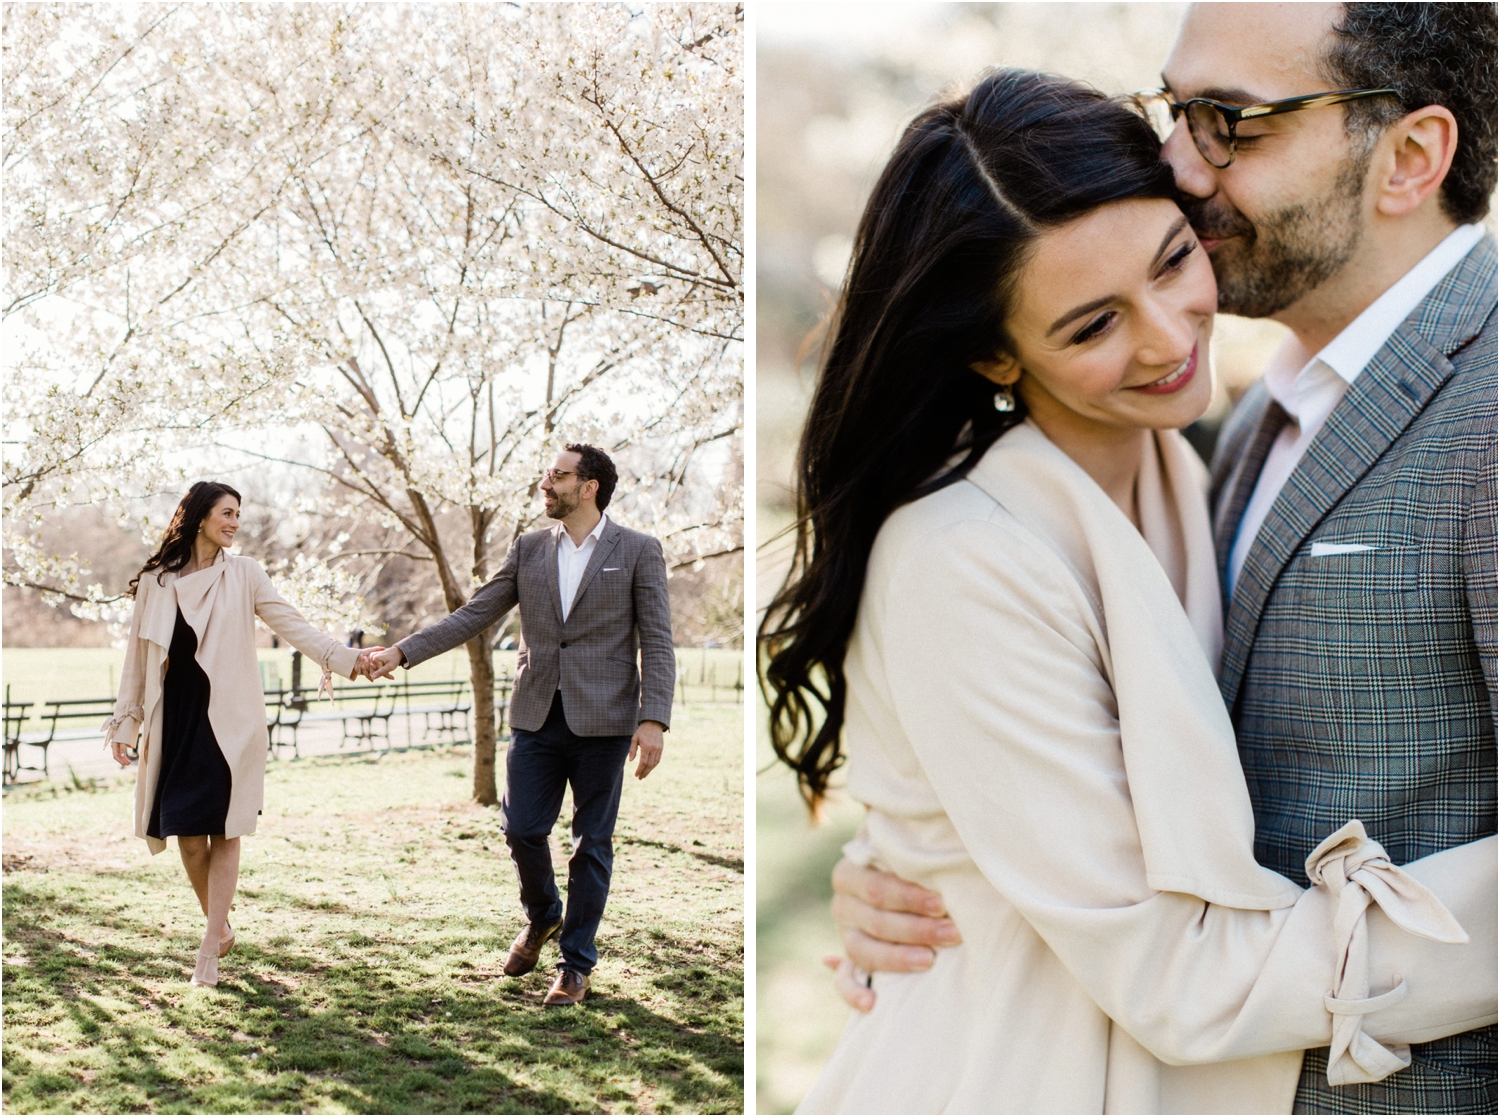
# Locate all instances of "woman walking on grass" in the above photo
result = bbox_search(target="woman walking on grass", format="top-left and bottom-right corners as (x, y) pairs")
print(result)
(103, 481), (363, 986)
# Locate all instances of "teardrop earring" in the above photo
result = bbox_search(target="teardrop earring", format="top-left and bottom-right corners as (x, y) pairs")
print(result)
(993, 384), (1016, 413)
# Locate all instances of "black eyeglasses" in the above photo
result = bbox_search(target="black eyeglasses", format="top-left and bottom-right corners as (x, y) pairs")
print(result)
(1137, 86), (1399, 168)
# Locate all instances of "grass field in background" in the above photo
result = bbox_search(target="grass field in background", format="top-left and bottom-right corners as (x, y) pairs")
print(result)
(755, 506), (864, 1112)
(1, 648), (744, 733)
(754, 740), (863, 1115)
(3, 703), (743, 1114)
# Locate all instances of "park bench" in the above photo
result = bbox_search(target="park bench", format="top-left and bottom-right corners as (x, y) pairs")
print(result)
(7, 696), (123, 784)
(264, 688), (308, 760)
(4, 691), (33, 785)
(317, 684), (397, 750)
(391, 680), (472, 745)
(254, 671), (516, 759)
(492, 675), (514, 741)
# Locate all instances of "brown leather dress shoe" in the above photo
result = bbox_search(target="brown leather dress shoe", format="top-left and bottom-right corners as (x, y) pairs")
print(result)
(542, 968), (590, 1006)
(502, 919), (563, 977)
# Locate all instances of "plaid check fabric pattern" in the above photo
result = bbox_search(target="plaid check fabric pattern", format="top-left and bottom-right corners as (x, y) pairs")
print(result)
(1210, 236), (1498, 1114)
(398, 519), (676, 736)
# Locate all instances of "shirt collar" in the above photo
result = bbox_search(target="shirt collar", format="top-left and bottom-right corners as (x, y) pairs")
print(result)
(1318, 222), (1485, 383)
(558, 512), (608, 548)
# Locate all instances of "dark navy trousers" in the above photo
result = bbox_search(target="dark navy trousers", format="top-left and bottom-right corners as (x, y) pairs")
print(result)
(502, 692), (632, 974)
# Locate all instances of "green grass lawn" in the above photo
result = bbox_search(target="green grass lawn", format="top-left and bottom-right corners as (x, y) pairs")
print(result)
(753, 743), (862, 1115)
(2, 703), (743, 1114)
(753, 505), (868, 1113)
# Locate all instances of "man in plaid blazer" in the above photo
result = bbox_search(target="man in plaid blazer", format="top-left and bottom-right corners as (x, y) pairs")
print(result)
(825, 4), (1497, 1112)
(1166, 7), (1497, 1109)
(366, 443), (675, 1007)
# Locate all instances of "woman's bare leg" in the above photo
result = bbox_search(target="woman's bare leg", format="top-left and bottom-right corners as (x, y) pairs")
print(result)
(179, 835), (210, 910)
(178, 836), (233, 953)
(191, 835), (240, 985)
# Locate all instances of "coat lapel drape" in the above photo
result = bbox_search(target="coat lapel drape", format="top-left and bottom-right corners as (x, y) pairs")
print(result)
(135, 575), (180, 652)
(966, 423), (1300, 910)
(174, 550), (231, 649)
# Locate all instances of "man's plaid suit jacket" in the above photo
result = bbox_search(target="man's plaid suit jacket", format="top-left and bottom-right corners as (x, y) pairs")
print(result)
(1210, 235), (1497, 1113)
(397, 518), (676, 737)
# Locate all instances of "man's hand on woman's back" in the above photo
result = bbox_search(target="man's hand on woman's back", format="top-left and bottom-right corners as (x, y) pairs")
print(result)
(828, 856), (963, 1010)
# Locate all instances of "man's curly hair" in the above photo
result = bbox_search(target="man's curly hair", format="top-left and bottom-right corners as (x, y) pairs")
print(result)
(1321, 2), (1498, 224)
(565, 442), (618, 512)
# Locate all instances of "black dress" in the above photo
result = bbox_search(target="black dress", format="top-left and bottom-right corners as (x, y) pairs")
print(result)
(147, 607), (233, 839)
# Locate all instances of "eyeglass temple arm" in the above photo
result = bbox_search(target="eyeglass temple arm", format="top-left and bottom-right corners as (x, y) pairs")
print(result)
(1229, 88), (1400, 122)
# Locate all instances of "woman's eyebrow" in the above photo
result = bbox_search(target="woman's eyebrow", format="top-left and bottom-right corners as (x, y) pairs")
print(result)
(1047, 218), (1191, 337)
(1048, 295), (1113, 337)
(1153, 216), (1190, 266)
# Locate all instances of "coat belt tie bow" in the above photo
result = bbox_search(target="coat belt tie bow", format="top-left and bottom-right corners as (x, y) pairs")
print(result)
(99, 706), (145, 743)
(1305, 820), (1468, 1086)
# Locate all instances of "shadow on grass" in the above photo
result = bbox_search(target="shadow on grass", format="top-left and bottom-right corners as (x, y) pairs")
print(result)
(4, 875), (741, 1114)
(618, 835), (745, 874)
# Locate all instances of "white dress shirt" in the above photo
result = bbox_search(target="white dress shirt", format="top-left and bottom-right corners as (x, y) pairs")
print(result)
(557, 512), (608, 621)
(1226, 223), (1485, 598)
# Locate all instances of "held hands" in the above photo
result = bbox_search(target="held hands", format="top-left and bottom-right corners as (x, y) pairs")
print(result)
(629, 720), (665, 780)
(825, 857), (962, 1011)
(356, 646), (403, 680)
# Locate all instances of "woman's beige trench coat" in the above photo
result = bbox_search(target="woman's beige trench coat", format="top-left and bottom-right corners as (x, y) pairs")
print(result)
(799, 421), (1497, 1115)
(104, 552), (360, 852)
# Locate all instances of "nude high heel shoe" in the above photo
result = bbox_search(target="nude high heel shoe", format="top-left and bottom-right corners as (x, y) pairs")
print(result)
(217, 903), (237, 957)
(191, 944), (220, 987)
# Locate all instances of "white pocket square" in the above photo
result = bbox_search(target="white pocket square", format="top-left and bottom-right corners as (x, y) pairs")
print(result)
(603, 567), (622, 571)
(1311, 542), (1378, 557)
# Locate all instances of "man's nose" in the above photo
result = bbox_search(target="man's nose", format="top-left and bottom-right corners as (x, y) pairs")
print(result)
(1161, 121), (1217, 200)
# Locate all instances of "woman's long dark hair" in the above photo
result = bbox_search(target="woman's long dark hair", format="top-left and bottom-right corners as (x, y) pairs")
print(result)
(759, 69), (1177, 809)
(127, 481), (242, 596)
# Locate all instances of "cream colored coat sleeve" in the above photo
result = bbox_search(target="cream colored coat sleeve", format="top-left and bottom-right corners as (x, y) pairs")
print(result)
(251, 566), (361, 681)
(103, 580), (150, 745)
(880, 512), (1494, 1067)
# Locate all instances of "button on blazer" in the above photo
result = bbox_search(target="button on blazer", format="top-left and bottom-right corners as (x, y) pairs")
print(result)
(397, 518), (675, 736)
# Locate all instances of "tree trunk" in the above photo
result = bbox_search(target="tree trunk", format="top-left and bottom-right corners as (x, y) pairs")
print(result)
(467, 628), (499, 805)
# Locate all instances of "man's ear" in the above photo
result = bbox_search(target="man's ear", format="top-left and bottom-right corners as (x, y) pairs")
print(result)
(581, 477), (600, 503)
(969, 352), (1022, 386)
(1374, 105), (1458, 218)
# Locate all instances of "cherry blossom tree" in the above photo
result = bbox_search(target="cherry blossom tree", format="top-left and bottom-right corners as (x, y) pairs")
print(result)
(3, 3), (744, 804)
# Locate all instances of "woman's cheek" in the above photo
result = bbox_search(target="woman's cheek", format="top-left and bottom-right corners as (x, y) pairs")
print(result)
(1185, 252), (1219, 317)
(1072, 352), (1126, 405)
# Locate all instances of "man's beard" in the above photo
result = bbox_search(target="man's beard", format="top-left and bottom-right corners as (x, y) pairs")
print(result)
(1182, 146), (1370, 319)
(544, 489), (577, 520)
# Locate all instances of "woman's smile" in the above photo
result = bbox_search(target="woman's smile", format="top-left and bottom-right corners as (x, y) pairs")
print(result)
(1128, 344), (1199, 395)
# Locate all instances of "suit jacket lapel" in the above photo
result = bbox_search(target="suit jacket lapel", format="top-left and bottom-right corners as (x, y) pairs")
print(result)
(544, 524), (564, 624)
(1218, 235), (1498, 713)
(569, 520), (622, 617)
